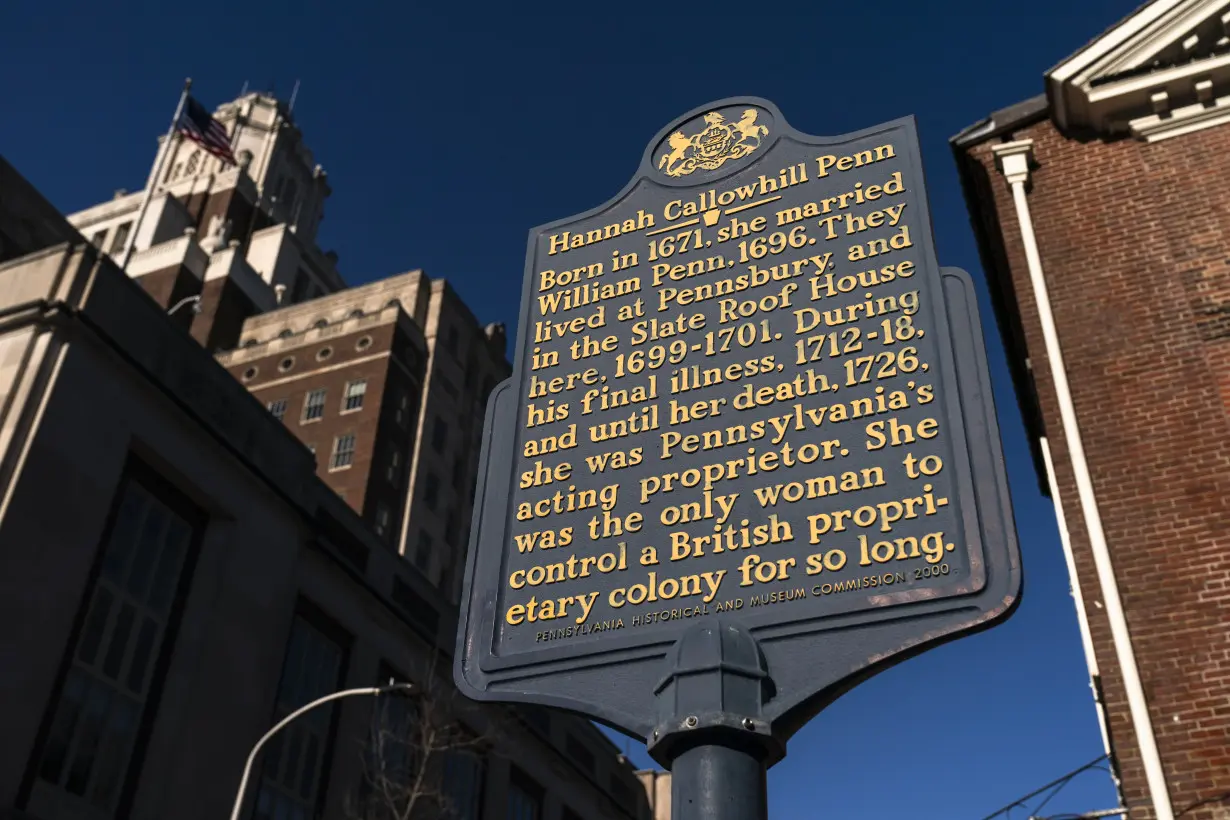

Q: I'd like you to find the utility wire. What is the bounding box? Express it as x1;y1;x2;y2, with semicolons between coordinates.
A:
978;756;1110;820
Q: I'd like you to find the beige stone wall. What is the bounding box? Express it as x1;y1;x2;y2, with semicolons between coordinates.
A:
0;239;649;820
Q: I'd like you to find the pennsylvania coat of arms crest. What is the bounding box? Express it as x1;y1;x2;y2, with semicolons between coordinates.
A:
657;109;769;178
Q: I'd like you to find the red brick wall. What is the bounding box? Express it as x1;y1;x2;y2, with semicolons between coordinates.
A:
223;321;423;537
962;121;1230;819
132;265;201;332
191;277;257;352
181;185;261;246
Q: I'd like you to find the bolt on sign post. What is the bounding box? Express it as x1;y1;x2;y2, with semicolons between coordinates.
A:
456;98;1021;819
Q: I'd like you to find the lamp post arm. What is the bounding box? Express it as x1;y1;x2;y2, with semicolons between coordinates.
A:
228;685;406;820
167;295;200;316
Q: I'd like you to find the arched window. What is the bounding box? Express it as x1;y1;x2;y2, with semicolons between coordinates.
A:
185;150;200;176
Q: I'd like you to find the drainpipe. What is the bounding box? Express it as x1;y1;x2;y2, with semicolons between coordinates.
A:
1039;436;1120;798
992;140;1173;820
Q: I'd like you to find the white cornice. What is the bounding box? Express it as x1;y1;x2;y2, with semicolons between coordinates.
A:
1052;0;1209;85
1048;0;1230;136
1129;88;1230;138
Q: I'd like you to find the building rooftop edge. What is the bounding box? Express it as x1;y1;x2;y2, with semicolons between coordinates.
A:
950;94;1051;148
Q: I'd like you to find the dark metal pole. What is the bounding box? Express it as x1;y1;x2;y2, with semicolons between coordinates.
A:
671;741;767;820
647;621;782;820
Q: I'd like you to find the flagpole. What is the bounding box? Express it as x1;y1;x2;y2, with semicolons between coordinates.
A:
120;78;192;273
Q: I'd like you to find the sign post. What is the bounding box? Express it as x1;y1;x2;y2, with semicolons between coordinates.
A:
456;98;1021;818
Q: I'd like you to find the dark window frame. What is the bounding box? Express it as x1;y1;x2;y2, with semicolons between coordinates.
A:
430;417;448;453
250;598;352;820
303;388;327;422
108;222;132;255
267;398;287;421
506;766;544;820
16;456;207;818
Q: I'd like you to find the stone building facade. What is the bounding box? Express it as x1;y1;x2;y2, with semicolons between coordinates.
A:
953;1;1230;817
0;156;651;820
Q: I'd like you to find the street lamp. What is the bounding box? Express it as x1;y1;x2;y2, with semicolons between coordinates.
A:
228;681;414;820
168;295;202;316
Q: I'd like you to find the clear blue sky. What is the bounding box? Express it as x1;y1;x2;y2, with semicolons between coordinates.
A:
2;1;1141;817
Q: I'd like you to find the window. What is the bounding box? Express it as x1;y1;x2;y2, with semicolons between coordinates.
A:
330;434;356;470
431;418;448;453
302;389;326;422
441;749;484;820
32;465;203;815
386;450;401;487
357;664;418;815
445;326;459;357
291;272;312;303
394;391;412;429
374;503;391;538
267;399;287;421
253;611;347;820
452;456;467;491
506;769;543;820
90;230;106;249
423;476;439;511
414;532;432;571
109;222;132;255
342;380;367;412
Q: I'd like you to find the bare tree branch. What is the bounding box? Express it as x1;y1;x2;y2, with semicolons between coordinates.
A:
346;654;499;820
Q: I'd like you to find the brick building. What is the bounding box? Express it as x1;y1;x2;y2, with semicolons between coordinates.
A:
953;1;1230;817
217;271;509;599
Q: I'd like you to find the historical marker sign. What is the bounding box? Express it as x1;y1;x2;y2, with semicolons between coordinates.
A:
456;98;1020;755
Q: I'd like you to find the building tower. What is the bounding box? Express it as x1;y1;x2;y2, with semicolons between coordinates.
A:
65;92;346;351
64;90;513;601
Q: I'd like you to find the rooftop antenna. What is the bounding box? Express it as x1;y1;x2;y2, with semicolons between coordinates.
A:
288;79;301;114
239;80;249;96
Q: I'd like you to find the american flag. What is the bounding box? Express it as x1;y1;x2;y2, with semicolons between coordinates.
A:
177;96;237;165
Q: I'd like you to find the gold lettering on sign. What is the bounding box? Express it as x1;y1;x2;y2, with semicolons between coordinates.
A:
658;111;769;178
502;116;969;642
